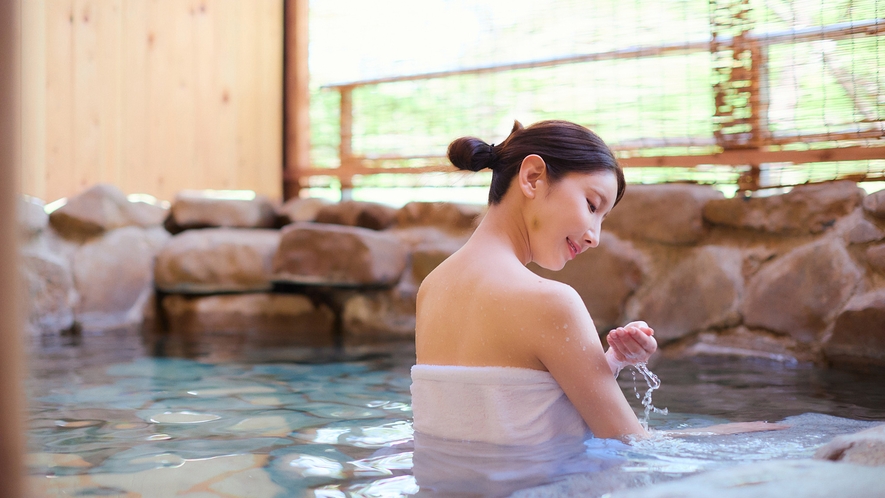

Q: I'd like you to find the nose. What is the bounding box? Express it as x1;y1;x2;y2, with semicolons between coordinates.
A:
583;226;600;249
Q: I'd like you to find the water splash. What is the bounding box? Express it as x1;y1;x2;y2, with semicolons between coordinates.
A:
633;362;668;430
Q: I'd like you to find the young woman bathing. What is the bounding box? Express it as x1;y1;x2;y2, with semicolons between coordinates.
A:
410;120;783;444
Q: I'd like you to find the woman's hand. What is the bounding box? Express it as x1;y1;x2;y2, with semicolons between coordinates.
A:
605;321;657;376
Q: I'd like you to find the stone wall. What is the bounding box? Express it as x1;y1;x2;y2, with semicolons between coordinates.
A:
19;181;885;369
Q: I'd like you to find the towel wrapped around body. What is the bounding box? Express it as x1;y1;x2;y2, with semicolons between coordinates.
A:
410;364;590;446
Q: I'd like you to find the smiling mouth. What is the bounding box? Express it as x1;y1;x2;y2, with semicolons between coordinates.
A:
567;238;579;258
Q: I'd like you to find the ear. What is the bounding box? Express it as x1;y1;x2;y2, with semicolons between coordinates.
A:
517;154;547;199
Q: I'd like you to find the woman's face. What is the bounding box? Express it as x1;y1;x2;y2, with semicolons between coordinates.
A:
528;170;619;271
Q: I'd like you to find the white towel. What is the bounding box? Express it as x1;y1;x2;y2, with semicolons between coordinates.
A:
410;364;590;446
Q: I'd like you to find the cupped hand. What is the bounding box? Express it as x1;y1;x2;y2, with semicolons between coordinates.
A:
606;321;657;368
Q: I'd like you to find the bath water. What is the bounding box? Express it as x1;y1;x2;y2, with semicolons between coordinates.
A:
25;331;885;497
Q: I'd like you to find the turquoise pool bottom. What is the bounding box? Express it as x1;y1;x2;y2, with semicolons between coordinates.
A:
27;332;885;497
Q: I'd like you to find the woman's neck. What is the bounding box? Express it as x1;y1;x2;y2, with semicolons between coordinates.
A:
468;197;533;266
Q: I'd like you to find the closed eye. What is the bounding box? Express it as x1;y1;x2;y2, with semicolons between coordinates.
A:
587;199;597;214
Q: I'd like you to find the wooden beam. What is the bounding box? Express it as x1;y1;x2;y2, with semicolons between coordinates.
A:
618;146;885;167
283;0;309;200
0;0;24;496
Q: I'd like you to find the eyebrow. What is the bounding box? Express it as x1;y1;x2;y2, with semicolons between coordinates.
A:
589;186;609;210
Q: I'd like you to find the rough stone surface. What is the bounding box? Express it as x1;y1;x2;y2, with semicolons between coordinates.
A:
73;226;170;330
49;184;168;237
154;229;281;293
743;239;862;343
704;180;864;235
276;197;333;225
411;237;466;283
866;243;885;273
162;293;335;346
342;284;417;342
532;232;645;333
606;460;884;498
823;288;885;367
315;200;398;231
18;196;48;237
668;327;802;363
846;217;885;244
20;243;78;336
396;202;483;231
815;424;885;466
862;188;885;219
170;190;276;229
273;223;408;286
604;184;723;245
628;246;743;343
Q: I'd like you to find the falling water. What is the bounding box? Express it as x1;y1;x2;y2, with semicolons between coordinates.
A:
633;362;668;430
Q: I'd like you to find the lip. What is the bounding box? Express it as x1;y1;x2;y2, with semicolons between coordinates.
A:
566;238;579;259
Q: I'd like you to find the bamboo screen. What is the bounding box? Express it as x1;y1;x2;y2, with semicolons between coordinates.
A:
306;0;884;199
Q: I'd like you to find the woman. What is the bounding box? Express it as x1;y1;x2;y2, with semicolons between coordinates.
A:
411;120;780;445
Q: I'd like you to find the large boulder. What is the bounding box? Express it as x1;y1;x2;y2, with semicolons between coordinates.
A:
49;184;168;237
846;217;885;245
628;246;743;343
704;181;864;235
170;190;276;230
669;327;803;363
154;229;281;294
315;200;398;231
276;197;333;224
396;202;483;232
18;195;48;238
866;243;885;273
20;243;77;336
532;232;645;333
273;223;408;287
161;293;335;346
815;424;885;466
341;284;417;343
862;188;885;219
604;184;722;245
742;239;862;343
72;226;170;330
823;288;885;367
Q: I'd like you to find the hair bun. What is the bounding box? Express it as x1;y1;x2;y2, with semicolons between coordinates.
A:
447;137;495;172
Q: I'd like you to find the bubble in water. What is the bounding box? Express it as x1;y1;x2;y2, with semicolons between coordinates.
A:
633;362;668;430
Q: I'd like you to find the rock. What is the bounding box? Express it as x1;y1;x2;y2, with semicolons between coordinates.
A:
161;293;335;346
607;460;884;498
49;184;168;237
154;228;281;294
743;239;862;343
396;202;483;232
72;226;170;330
18;195;48;237
342;284;417;343
315;200;398;231
20;243;78;335
411;237;466;283
815;424;885;466
628;246;742;343
669;327;802;363
862;188;885;219
823;288;885;367
170;190;276;229
276;197;333;224
867;243;885;273
532;232;645;333
273;223;408;287
604;184;722;245
846;217;885;244
704;181;864;235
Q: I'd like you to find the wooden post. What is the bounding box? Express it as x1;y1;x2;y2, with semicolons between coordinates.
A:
0;0;25;496
283;0;310;201
338;85;354;199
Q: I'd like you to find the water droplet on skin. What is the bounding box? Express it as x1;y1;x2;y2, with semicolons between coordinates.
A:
565;337;570;342
582;346;586;351
563;324;568;329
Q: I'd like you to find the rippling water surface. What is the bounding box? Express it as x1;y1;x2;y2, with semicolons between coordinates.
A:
26;331;885;497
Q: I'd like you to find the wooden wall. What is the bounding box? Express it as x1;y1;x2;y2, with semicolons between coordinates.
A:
20;0;284;204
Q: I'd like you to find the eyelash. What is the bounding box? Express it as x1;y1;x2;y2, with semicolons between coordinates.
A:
587;200;597;214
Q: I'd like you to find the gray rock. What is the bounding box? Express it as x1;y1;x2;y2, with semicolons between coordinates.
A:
533;232;646;334
161;293;335;346
18;195;48;237
73;226;170;330
276;197;333;224
48;184;167;237
815;424;885;466
704;181;864;235
315;200;398;231
396;202;483;231
604;184;722;245
20;243;77;336
629;246;743;343
154;228;281;293
862;188;885;219
273;223;408;287
742;239;862;343
170;190;276;229
823;288;885;367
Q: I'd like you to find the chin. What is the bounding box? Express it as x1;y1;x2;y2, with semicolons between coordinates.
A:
535;258;568;272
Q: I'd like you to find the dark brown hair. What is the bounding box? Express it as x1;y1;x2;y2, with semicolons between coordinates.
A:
447;120;625;205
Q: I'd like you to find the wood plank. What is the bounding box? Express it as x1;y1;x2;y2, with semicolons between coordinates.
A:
120;0;151;197
44;0;75;202
20;0;47;199
284;0;308;200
